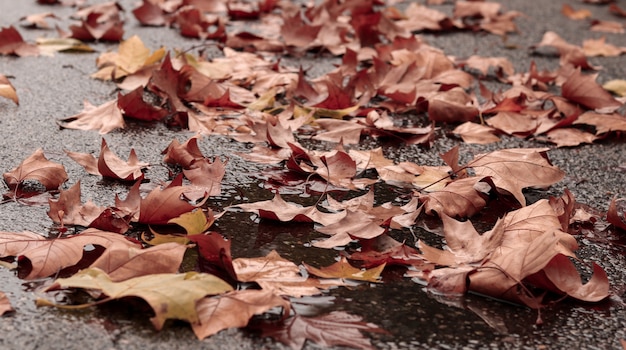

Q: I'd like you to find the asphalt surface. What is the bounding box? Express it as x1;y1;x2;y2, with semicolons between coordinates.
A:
0;0;625;349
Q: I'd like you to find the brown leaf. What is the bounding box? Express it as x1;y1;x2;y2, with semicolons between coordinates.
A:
348;234;425;268
574;112;626;134
452;121;500;144
47;181;105;226
3;148;68;192
304;257;385;282
0;228;139;280
117;87;168;121
261;311;386;350
59;99;125;134
420;176;495;218
188;232;237;284
232;193;345;226
192;290;290;340
0;74;18;105
89;241;187;281
427;89;478;123
67;139;148;181
562;69;622;112
543;128;597;147
162;136;206;168
233;250;323;297
467;148;565;206
0;26;39;56
0;292;14;316
138;175;203;225
183;158;226;196
68;2;124;41
561;4;592;20
607;197;626;231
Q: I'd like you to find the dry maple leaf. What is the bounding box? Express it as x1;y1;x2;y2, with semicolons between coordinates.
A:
0;26;39;56
92;35;165;80
0;291;13;316
162;136;206;168
68;2;124;41
192;289;290;340
39;268;233;330
66;139;148;181
47;181;105;227
561;69;622;112
0;228;139;280
467;148;565;206
453;121;500;144
182;158;226;197
232;193;345;226
0;74;18;105
561;4;592;20
419;176;495;218
349;234;426;268
304;257;386;282
574;112;626;134
59;99;125;134
418;200;609;305
89;241;187;282
260;311;386;350
607;197;626;231
3;148;68;192
233;250;324;297
138;174;205;225
117;87;169;121
189;232;237;285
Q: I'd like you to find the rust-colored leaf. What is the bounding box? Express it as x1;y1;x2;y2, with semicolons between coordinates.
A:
3;149;68;192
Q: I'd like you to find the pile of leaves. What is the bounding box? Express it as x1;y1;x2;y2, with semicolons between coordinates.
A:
1;0;626;349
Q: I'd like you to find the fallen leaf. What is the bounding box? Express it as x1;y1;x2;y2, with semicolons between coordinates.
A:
467;148;565;206
47;181;105;227
304;257;385;282
260;311;386;350
603;79;626;97
0;26;39;56
192;290;290;340
39;268;233;330
66;138;148;181
0;228;139;280
0;292;14;316
574;112;626;134
36;38;94;56
3;148;68;192
561;4;592;20
232;193;345;226
89;242;187;281
68;2;125;41
92;35;165;80
452;122;500;144
58;99;125;134
138;175;204;225
607;197;626;231
233;250;323;297
0;74;18;104
20;12;59;29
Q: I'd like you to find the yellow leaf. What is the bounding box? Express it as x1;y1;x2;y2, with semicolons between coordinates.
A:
296;104;360;119
603;79;626;97
36;38;94;57
38;268;233;330
142;227;189;245
247;88;277;111
167;209;213;235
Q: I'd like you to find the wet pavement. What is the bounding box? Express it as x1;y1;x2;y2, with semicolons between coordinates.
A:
1;0;626;349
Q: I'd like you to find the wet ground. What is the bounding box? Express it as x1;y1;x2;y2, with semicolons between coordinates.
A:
1;0;626;349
